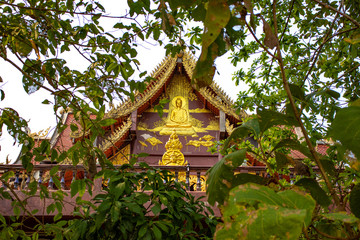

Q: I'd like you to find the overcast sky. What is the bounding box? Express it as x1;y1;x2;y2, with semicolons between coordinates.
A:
0;1;248;163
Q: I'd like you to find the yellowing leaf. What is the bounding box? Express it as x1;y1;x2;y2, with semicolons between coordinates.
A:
262;18;278;49
344;34;360;45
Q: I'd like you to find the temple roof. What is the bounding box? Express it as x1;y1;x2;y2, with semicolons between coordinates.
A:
70;51;246;155
102;52;245;121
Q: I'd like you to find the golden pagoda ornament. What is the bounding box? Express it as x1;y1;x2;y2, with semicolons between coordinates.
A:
159;131;187;166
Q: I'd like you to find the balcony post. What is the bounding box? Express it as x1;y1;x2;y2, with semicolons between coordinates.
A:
196;171;201;191
60;170;65;189
185;164;190;190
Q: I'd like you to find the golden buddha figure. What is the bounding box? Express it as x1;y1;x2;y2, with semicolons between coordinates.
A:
167;97;191;128
160;96;196;135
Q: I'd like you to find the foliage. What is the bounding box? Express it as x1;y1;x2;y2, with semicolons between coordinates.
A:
65;163;218;240
175;0;360;239
215;183;316;240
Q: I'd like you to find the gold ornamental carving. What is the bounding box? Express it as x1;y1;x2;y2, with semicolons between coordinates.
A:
159;131;187;166
139;140;148;150
146;137;163;150
110;144;131;165
29;127;51;139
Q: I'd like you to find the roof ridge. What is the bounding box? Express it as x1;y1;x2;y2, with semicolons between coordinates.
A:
105;55;177;119
99;116;132;151
182;51;246;119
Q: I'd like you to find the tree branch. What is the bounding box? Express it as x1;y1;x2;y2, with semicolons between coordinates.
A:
301;5;341;87
271;0;341;207
311;0;360;27
244;21;278;60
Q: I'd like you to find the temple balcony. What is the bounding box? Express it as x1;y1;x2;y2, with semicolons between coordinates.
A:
0;164;321;220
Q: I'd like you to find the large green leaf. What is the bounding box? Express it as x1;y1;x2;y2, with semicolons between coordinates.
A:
14;38;33;57
206;149;247;205
201;0;230;55
232;173;268;187
223;118;259;150
330;106;360;159
275;151;292;169
349;183;360;218
273;138;313;160
71;179;86;197
295;178;331;207
257;108;299;132
278;189;316;227
322;212;359;223
193;0;230;88
216;183;316;240
247;206;306;240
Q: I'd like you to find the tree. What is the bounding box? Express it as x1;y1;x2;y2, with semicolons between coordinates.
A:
174;0;360;238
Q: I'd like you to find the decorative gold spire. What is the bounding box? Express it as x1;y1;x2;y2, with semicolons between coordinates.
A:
159;131;187;166
28;127;51;139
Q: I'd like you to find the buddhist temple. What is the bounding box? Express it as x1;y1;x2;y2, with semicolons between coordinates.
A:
51;51;246;172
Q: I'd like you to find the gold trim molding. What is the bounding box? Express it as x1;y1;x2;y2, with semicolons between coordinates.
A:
99;117;132;151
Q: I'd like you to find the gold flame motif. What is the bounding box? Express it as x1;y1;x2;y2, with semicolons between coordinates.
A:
159;131;187;166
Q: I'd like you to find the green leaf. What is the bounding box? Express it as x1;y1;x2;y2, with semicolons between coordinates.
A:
50;165;60;176
153;98;169;118
344;33;360;44
191;3;206;21
202;0;230;52
0;89;4;101
320;159;336;177
152;225;162;239
32;232;39;240
0;214;6;224
206;149;247;205
273;138;313;160
289;84;305;101
227;183;284;208
138;224;148;238
70;124;78;132
330;106;360;159
114;182;126;200
47;203;56;214
322;212;359;223
193;0;230;88
275;151;292;169
223;148;247;168
257;108;299;133
154;222;169;232
232;173;268;186
247;206;305;240
277;189;315;227
217;183;315;240
54;212;62;222
223;118;259;150
151;203;161;215
14;38;33;56
99;118;117;127
325;89;340;99
71;179;86;197
349;184;360;218
295;178;331;207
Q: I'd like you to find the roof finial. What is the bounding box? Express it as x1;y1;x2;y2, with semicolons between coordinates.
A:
177;38;185;58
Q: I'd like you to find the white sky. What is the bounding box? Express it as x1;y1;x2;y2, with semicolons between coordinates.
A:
0;1;248;163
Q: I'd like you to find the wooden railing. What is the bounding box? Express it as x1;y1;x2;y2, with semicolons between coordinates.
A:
0;164;313;192
0;164;322;217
